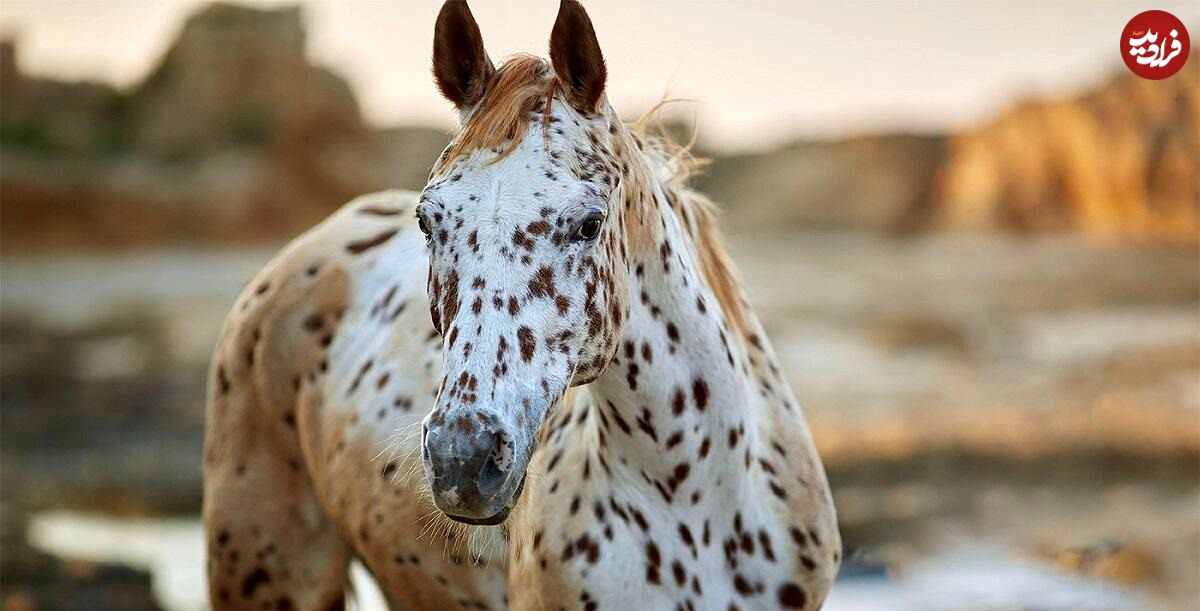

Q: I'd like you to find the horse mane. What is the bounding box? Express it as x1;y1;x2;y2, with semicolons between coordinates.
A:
683;190;749;336
435;54;749;336
434;55;556;174
630;104;749;336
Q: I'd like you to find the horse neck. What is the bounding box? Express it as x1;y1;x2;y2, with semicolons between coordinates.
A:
586;138;781;496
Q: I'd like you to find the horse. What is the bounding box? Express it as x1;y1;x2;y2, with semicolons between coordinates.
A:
202;2;840;609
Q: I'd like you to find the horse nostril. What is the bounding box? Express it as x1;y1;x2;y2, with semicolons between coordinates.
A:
476;453;506;497
474;430;514;497
423;420;520;516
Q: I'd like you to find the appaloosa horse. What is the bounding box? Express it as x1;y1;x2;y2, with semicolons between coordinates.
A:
203;2;839;609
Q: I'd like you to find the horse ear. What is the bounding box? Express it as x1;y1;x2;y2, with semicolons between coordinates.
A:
549;0;607;113
432;0;495;111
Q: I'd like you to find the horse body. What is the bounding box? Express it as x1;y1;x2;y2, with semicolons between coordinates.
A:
204;2;838;610
203;192;508;610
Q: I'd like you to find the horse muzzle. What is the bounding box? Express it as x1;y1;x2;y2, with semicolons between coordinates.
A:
421;419;528;525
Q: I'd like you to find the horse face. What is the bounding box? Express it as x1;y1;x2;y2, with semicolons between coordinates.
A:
418;0;623;524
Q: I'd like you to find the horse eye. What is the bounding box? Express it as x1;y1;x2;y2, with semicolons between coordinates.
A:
417;215;430;236
575;216;603;241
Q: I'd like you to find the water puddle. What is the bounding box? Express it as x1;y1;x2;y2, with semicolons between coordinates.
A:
28;511;1140;611
27;511;387;611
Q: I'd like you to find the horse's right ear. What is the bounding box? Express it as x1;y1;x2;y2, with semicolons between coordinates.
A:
432;0;494;111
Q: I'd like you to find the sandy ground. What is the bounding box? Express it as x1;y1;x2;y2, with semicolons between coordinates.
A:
3;230;1198;609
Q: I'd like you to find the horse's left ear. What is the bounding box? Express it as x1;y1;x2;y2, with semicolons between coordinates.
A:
549;0;607;113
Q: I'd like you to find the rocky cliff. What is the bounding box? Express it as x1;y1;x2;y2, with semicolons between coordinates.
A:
133;4;361;156
0;3;449;251
1;3;1195;251
929;68;1198;240
693;134;946;232
698;67;1197;240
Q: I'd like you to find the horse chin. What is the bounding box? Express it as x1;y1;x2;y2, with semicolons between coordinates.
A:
445;507;509;526
443;473;526;527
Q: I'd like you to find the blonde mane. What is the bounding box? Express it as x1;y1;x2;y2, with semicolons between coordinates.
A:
435;54;748;336
630;103;749;336
434;55;556;174
684;191;749;336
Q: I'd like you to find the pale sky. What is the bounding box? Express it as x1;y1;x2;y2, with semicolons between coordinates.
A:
1;1;1196;151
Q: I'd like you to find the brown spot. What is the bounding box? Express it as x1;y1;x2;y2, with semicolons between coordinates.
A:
217;366;231;394
346;228;399;254
358;206;404;216
440;270;461;328
303;313;324;332
691;377;709;411
529;266;557;299
665;431;683;449
769;481;788;500
241;567;271;598
733;573;756;596
517;326;536;362
671;388;686;416
778;583;808;608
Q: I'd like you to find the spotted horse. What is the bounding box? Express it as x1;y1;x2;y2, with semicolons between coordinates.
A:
202;1;840;609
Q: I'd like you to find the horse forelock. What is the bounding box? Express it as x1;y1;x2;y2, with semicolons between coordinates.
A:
434;55;556;174
432;54;747;337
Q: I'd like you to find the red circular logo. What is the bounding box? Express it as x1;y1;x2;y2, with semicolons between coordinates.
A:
1121;10;1190;80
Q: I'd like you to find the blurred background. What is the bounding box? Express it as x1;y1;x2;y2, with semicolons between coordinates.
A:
1;1;1197;610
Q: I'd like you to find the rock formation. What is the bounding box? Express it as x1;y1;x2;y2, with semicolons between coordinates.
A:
930;68;1198;241
1;2;1195;251
0;3;449;251
696;69;1197;241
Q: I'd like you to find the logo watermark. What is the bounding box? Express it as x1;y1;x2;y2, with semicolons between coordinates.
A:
1121;10;1189;80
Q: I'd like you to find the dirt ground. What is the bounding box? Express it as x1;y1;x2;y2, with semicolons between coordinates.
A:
2;230;1197;609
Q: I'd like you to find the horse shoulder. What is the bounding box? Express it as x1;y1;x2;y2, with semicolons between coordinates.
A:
205;190;422;443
